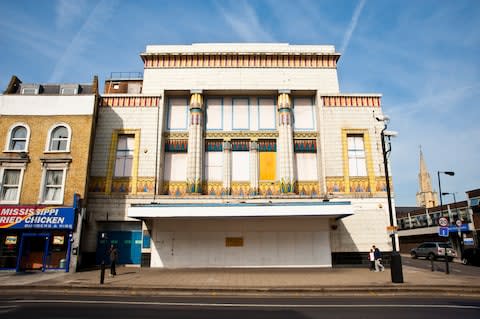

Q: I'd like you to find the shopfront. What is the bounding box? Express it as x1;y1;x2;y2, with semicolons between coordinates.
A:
0;205;75;272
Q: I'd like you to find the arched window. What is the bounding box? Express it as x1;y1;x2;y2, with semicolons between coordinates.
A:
7;125;29;151
47;124;71;152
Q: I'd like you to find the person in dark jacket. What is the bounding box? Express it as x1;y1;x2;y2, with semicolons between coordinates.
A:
373;245;385;272
109;244;118;276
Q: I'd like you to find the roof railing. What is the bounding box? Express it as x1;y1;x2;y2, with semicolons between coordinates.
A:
106;72;143;80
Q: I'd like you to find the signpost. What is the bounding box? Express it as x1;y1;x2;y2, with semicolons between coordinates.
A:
438;217;448;227
439;227;449;237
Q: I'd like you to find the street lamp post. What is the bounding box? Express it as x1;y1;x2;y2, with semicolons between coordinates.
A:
376;115;403;283
437;171;455;275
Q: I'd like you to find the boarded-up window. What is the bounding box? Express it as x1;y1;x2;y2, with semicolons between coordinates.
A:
293;97;315;130
295;153;318;181
258;98;276;130
232;98;249;129
167;97;188;130
205;152;223;181
258;140;276;181
164;153;187;181
206;98;223;130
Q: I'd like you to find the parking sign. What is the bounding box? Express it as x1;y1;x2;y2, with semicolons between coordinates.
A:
439;227;449;237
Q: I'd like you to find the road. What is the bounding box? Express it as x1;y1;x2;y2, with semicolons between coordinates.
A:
1;294;479;319
401;255;480;276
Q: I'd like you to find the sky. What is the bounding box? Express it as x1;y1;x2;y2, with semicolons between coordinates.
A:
1;0;479;206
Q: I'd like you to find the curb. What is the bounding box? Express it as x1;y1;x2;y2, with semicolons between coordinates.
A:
2;284;480;297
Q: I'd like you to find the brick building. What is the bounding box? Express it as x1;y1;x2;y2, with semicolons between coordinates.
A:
84;43;396;268
0;76;98;271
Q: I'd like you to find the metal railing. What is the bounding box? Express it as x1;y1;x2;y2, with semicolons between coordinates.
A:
106;72;143;80
397;207;472;231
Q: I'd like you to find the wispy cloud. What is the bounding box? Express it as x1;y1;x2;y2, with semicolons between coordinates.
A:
55;0;88;29
0;18;63;60
49;0;117;82
215;0;275;42
340;0;366;55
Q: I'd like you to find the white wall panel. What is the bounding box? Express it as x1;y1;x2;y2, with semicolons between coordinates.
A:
232;151;250;181
258;98;276;130
205;151;223;181
163;153;186;181
293;97;315;130
206;98;223;130
0;95;95;115
232;98;249;130
143;68;340;93
167;98;188;130
149;218;332;268
295;153;318;181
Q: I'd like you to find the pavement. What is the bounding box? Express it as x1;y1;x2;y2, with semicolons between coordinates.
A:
0;261;479;297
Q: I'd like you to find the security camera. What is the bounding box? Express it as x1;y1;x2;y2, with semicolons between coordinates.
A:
383;130;398;137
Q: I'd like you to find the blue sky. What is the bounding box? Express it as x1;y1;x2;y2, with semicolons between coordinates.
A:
1;0;479;206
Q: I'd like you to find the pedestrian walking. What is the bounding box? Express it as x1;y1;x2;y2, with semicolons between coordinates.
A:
373;245;385;272
369;248;375;271
109;244;118;277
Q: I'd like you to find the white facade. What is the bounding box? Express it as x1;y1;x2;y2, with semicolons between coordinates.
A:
86;43;395;268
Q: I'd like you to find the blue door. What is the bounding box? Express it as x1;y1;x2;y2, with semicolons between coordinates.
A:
96;231;141;265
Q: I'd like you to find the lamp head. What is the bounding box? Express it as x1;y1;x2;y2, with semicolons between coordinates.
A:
441;192;451;196
375;114;390;122
383;130;398;137
444;171;455;176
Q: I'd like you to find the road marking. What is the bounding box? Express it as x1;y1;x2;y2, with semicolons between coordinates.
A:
0;305;17;314
10;300;480;310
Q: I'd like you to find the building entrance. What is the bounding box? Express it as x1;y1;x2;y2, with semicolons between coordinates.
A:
17;233;49;271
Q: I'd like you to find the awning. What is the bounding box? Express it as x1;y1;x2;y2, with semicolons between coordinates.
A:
127;201;353;219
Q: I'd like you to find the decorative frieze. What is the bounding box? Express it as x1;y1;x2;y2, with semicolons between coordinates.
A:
258;139;276;152
163;182;187;196
100;96;161;107
326;177;346;193
322;95;381;107
142;54;339;69
231;140;250;151
294;140;317;153
164;139;188;152
205;139;223;152
296;182;320;196
206;131;279;139
88;176;155;194
231;182;252;196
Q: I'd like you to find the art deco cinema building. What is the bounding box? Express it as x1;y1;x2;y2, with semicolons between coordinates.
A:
84;43;395;268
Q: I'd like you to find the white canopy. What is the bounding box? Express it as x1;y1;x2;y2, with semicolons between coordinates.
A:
128;201;353;219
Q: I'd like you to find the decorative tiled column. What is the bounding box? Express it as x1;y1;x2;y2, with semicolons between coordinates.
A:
249;140;259;195
277;90;295;193
186;90;204;193
222;141;232;195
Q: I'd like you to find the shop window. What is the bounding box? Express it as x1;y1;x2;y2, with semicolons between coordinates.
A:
347;135;367;176
0;169;23;203
46;233;68;269
6;124;30;152
47;124;71;152
0;234;20;269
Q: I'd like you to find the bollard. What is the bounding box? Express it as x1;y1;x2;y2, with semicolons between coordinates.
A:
100;261;105;284
431;257;434;271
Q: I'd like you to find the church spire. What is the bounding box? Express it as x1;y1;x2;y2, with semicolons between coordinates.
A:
416;146;438;208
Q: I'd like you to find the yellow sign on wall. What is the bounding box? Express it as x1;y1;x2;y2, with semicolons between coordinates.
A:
259;152;276;180
225;237;244;247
